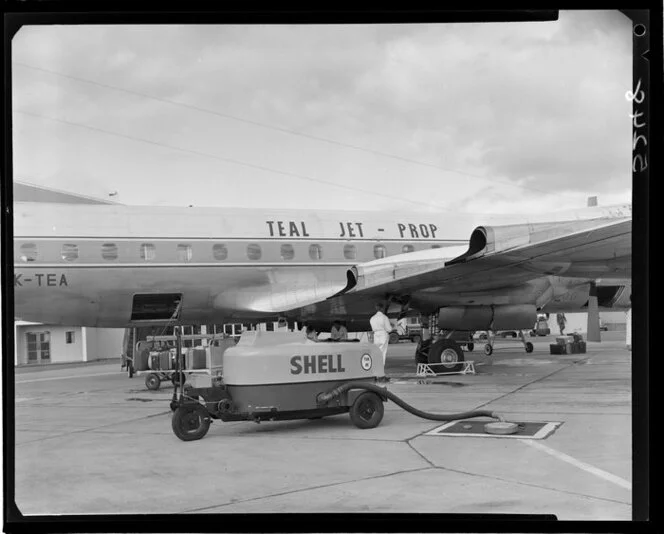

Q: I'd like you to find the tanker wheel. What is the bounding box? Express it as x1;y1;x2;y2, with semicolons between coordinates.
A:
172;404;211;441
145;373;161;391
411;334;422;345
349;392;384;429
427;339;464;372
389;332;400;345
484;344;493;356
525;342;534;353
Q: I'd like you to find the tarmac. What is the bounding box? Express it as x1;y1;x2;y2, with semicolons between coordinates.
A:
12;331;633;520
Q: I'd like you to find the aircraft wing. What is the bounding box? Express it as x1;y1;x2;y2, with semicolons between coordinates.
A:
334;216;632;301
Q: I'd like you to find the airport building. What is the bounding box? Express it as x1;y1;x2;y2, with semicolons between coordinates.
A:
14;322;125;366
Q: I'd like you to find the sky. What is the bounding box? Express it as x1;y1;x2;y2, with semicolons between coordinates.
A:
11;11;633;215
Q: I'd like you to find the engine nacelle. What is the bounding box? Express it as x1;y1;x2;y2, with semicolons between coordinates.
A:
438;304;537;331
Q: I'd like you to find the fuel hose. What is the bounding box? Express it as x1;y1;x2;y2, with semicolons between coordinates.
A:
317;382;504;422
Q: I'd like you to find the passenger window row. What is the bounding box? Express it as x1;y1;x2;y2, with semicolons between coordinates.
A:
17;241;436;262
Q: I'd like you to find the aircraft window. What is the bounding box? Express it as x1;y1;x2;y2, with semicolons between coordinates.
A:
140;243;156;261
374;244;387;259
247;243;262;260
101;243;118;260
343;244;356;260
309;244;323;260
280;244;295;260
177;244;193;262
19;243;38;262
431;244;442;249
61;244;79;262
402;244;415;253
212;244;228;260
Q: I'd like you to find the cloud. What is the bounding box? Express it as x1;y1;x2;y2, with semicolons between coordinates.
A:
11;13;632;212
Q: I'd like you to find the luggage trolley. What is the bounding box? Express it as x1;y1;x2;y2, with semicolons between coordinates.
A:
133;333;236;391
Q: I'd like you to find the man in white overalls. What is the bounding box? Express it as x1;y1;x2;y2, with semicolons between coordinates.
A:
370;302;393;365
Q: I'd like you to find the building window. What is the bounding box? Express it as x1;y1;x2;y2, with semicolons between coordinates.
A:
177;244;193;262
181;325;203;348
101;243;118;260
65;331;75;344
374;244;387;259
309;244;323;260
19;243;38;262
247;244;262;260
140;243;156;261
212;244;228;260
26;331;50;363
402;244;415;253
61;244;79;262
280;244;295;260
343;244;356;260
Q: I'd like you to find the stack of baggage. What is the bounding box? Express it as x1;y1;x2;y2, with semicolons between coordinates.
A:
550;333;586;354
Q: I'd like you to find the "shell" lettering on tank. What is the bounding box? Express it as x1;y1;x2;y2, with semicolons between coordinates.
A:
290;354;346;374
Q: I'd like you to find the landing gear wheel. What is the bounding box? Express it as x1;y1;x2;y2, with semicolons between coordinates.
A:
427;339;465;372
484;344;493;356
145;373;161;391
171;404;211;441
525;342;534;353
170;400;179;412
128;364;134;378
349;392;384;429
389;332;400;345
467;342;474;352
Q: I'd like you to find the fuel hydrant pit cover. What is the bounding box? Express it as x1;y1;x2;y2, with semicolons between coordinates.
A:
424;420;562;439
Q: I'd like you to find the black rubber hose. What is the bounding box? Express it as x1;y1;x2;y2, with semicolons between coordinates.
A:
317;382;503;422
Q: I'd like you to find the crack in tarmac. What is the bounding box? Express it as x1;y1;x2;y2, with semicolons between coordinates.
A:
431;464;631;506
180;466;434;513
14;411;171;444
472;355;593;411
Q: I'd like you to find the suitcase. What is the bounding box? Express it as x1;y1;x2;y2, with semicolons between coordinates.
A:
191;349;207;369
550;344;567;355
134;350;149;371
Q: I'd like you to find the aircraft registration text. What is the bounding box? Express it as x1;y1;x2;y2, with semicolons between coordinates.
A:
14;273;68;287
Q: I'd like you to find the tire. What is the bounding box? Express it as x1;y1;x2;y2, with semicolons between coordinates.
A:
466;342;474;352
411;335;421;345
525;342;534;353
349;392;384;429
484;344;493;356
128;364;134;378
427;339;465;372
388;332;400;345
171;404;211;441
145;373;161;391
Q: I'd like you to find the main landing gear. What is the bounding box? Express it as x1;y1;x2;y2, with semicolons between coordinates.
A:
415;338;465;373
